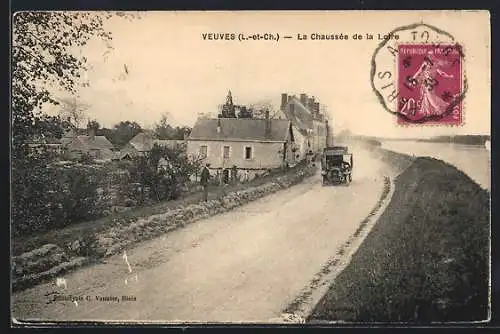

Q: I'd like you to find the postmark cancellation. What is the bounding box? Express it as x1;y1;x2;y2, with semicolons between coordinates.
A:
371;23;466;127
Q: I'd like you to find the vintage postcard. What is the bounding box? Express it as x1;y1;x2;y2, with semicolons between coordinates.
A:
11;10;491;325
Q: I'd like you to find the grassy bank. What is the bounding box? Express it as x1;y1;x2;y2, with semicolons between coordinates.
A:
12;163;316;292
308;157;490;323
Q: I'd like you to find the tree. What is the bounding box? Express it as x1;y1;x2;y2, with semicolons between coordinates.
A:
12;12;114;155
127;144;200;203
154;113;175;140
237;105;253;118
11;12;121;236
111;121;142;148
32;114;68;142
154;113;192;140
87;119;100;132
197;112;216;120
248;100;280;119
58;96;90;130
177;126;192;139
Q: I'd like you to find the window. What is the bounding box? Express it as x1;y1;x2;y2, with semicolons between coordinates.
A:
200;145;208;158
223;146;230;159
244;146;252;160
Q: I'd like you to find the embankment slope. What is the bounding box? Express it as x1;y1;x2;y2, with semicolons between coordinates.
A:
308;157;490;322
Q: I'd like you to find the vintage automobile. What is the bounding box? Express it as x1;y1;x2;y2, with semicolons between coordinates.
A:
320;146;353;185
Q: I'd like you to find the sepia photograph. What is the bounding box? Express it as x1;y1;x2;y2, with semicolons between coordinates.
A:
10;10;491;325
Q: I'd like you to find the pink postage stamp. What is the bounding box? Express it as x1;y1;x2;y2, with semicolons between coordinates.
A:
397;44;463;125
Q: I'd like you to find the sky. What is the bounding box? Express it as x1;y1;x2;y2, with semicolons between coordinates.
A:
43;10;490;138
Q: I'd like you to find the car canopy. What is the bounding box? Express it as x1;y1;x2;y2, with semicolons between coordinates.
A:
324;146;348;155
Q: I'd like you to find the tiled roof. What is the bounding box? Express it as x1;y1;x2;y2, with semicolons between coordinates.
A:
129;133;184;151
129;132;154;152
188;118;290;142
76;136;114;150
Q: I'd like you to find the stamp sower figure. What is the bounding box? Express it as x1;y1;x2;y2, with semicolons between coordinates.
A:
405;50;456;117
200;163;211;202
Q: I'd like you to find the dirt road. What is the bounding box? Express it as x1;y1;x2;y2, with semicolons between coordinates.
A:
12;144;399;323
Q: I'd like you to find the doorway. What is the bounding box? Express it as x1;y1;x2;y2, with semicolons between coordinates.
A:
222;169;230;184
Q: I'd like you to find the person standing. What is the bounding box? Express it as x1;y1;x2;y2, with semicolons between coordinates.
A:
200;163;211;202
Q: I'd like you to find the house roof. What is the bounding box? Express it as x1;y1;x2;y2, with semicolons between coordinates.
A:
128;133;183;151
282;97;314;135
129;132;185;152
114;150;134;160
60;128;85;146
75;135;114;150
129;132;154;152
188;118;291;142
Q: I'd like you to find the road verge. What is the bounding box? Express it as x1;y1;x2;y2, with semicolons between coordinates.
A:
12;164;317;292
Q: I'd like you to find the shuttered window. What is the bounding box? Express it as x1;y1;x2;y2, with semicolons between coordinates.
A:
223;146;230;159
245;146;252;159
200;145;208;158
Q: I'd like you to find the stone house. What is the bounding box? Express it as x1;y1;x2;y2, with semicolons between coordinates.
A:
186;114;296;183
26;136;64;156
64;129;115;161
122;132;186;158
280;93;329;160
26;128;79;156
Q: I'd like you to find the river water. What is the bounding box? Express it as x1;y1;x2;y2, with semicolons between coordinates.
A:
381;140;491;191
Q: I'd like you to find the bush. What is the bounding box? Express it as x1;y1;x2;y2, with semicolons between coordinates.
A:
12;154;66;236
77;152;94;164
125;144;200;204
58;165;105;223
11;154;107;236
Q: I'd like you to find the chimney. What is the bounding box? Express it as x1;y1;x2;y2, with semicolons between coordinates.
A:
289;103;295;114
265;110;271;137
308;97;315;111
314;102;320;115
281;93;288;110
300;93;307;105
217;118;221;135
287;95;292;102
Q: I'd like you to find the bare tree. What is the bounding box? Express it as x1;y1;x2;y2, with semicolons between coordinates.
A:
248;99;281;119
154;112;174;139
197;112;217;120
58;96;90;129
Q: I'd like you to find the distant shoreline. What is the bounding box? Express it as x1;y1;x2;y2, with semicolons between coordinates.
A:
341;135;490;147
